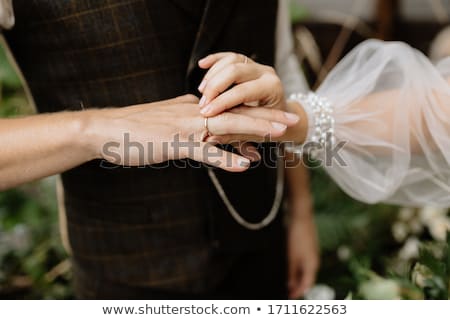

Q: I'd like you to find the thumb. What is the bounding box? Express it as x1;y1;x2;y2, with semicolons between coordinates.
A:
198;53;231;69
190;142;251;172
297;268;316;298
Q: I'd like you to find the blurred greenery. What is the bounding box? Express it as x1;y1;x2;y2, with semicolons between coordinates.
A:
0;41;73;299
310;166;450;299
290;1;450;300
310;167;399;298
290;1;310;24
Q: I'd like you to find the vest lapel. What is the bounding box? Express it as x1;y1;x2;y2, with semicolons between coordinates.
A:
186;0;238;79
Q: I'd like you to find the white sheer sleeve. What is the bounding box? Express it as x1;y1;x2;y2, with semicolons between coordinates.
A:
275;0;309;95
303;39;450;207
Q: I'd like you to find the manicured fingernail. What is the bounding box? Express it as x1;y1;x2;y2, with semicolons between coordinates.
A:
272;122;287;131
199;95;207;107
199;57;208;63
284;112;300;123
238;158;251;168
198;80;207;92
200;104;212;115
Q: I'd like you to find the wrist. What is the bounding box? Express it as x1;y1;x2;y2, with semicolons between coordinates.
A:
73;109;105;161
290;207;314;222
289;194;313;217
284;100;308;143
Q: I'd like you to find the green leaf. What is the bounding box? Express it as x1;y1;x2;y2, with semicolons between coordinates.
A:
289;1;309;24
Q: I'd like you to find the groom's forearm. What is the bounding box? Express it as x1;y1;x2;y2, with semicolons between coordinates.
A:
0;111;98;191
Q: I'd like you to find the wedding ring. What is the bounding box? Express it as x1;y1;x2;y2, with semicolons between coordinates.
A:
243;55;249;64
202;117;211;142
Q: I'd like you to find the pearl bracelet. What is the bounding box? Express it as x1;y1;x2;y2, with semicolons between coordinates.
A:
285;92;335;156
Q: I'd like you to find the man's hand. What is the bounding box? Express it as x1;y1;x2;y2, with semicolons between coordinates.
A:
0;93;300;191
87;94;297;171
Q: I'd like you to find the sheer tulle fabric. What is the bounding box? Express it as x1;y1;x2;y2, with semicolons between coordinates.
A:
314;39;450;206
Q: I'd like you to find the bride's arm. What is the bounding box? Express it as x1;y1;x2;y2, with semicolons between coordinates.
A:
296;40;450;206
199;40;450;206
194;0;450;208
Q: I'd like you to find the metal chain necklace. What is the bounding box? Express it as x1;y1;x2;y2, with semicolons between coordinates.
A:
207;157;284;230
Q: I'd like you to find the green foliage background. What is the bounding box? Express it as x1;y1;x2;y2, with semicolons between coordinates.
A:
0;42;72;299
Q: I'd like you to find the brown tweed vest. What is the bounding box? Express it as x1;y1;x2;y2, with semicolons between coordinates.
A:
5;0;284;296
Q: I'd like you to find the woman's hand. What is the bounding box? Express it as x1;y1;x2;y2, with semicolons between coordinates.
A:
86;94;300;172
198;52;287;117
197;52;308;144
204;101;308;145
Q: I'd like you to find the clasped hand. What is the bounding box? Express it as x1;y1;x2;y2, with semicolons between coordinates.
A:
197;52;306;151
91;52;302;171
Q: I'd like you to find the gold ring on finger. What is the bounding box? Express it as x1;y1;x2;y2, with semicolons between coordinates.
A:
202;117;211;142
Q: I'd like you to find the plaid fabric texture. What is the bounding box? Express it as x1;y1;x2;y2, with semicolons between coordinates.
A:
5;0;286;298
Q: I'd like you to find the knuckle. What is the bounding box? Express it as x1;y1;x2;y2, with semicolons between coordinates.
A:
205;80;221;96
270;108;281;120
218;112;231;123
264;74;283;91
228;63;239;75
266;72;281;85
180;94;199;103
206;88;220;99
218;114;233;134
275;108;287;120
259;120;272;135
232;86;245;98
263;65;276;74
231;53;240;60
274;79;284;91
